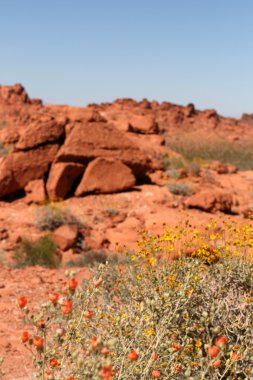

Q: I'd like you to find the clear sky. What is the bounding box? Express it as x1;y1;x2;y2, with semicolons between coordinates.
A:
0;0;252;117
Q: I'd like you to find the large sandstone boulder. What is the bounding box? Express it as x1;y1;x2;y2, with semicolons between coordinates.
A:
56;121;152;177
75;157;136;195
128;114;159;134
184;189;233;213
15;116;66;150
0;144;59;198
46;162;85;199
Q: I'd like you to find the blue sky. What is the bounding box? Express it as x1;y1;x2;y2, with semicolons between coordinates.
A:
0;0;252;116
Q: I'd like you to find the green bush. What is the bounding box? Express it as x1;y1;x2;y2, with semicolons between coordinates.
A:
13;235;59;268
35;203;84;231
167;181;193;196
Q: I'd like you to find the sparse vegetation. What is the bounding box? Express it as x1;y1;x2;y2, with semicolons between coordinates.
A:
0;142;11;156
167;181;193;196
166;168;182;179
165;132;253;170
187;161;201;176
17;219;253;379
201;168;217;184
35;203;84;231
65;250;120;267
160;155;185;171
13;235;59;268
102;207;119;217
161;154;202;179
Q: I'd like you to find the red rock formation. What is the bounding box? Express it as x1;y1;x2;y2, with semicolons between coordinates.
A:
184;189;233;213
0;144;59;197
46;162;85;199
52;224;79;251
15;116;66;150
75;157;136;195
56;121;152;178
127;114;159;134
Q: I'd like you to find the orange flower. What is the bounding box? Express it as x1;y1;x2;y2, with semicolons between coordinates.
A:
231;352;241;361
49;292;60;303
61;300;73;315
128;350;138;361
207;346;220;358
33;336;44;348
68;278;78;290
215;336;227;347
151;353;158;360
18;296;27;308
99;364;112;380
152;370;161;378
91;337;98;349
21;331;29;343
212;359;221;367
173;343;181;352
49;358;58;368
84;310;93;319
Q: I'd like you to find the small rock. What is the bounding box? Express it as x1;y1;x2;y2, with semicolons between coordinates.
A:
52;224;79;251
184;189;233;213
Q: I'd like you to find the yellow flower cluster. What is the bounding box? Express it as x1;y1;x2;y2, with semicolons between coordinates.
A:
191;244;220;264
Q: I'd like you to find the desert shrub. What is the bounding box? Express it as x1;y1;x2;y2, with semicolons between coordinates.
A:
35;203;84;231
167;181;193;196
166;168;182;179
65;250;120;267
0;142;11;156
165;131;253;170
17;219;253;379
187;161;201;176
13;235;59;268
102;207;119;217
201;168;217;184
159;155;171;170
160;155;185;171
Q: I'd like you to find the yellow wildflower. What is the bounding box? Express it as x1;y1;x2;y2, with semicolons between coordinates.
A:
195;339;202;348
